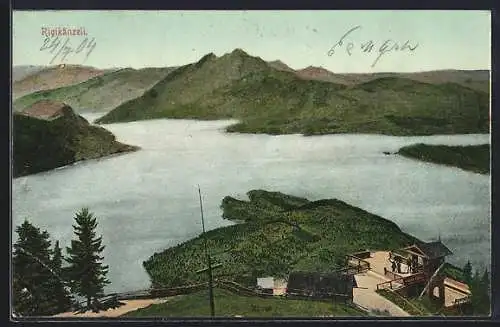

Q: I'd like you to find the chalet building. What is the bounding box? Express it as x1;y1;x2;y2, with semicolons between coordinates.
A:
385;240;454;305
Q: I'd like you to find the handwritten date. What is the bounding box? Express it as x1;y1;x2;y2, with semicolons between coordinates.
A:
40;36;97;65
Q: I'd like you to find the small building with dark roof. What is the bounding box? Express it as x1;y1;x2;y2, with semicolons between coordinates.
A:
286;271;356;302
401;241;453;277
415;241;453;259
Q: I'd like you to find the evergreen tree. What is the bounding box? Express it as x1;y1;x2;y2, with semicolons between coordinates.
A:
49;241;73;313
478;268;491;314
65;208;110;311
462;260;472;284
13;220;59;316
481;268;490;294
469;268;491;315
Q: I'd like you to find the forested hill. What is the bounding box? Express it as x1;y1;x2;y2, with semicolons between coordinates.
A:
96;49;489;137
143;190;418;288
13;100;139;177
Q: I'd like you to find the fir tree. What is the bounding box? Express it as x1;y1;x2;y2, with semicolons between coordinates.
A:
481;268;490;294
49;241;73;313
469;267;491;315
462;260;472;284
478;268;491;314
13;220;60;316
65;208;110;311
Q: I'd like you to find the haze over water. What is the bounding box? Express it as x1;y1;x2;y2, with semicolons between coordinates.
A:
12;115;490;293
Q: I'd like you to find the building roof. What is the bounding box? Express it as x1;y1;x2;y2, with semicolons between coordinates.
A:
404;241;453;259
287;271;356;295
257;277;274;289
20;100;71;120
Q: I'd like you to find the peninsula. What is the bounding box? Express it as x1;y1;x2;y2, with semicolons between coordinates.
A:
13;100;139;177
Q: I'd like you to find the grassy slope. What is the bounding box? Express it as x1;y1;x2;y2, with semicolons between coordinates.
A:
13;67;176;113
96;51;489;136
374;289;457;317
143;190;418;289
124;288;365;317
397;143;490;174
13;111;139;177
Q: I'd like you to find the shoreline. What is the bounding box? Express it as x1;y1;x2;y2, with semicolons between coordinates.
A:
97;116;491;139
13;145;141;179
396;143;490;175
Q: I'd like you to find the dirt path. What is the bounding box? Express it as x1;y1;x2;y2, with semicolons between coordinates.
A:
353;271;410;317
53;298;169;318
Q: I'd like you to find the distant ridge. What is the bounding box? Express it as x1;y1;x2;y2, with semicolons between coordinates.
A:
13;65;109;99
267;60;295;72
13;66;178;113
13;65;48;83
95;49;489;137
296;66;339;83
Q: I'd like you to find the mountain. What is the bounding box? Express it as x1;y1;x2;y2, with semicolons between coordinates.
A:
12;65;48;83
96;48;280;122
12;65;110;100
267;60;295;72
296;65;339;83
13;100;139;177
96;49;489;136
13;67;178;113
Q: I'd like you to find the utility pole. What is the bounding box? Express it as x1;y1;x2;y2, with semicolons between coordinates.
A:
198;185;215;317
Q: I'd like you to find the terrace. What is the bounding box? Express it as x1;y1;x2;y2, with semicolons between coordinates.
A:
349;242;471;309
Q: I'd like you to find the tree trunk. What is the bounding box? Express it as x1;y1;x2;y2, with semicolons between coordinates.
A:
87;296;91;310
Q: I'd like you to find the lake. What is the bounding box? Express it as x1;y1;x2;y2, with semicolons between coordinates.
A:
12;114;491;293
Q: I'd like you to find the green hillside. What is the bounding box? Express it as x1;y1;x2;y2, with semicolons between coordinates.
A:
125;288;366;317
13;67;177;113
143;190;418;289
96;50;489;136
397;143;490;174
13;106;139;177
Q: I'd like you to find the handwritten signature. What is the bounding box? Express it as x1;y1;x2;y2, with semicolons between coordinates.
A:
40;36;97;65
327;25;419;67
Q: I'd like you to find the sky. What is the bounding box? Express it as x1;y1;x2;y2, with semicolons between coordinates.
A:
12;10;491;73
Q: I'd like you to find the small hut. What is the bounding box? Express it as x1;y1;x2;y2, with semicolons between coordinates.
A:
286;271;356;302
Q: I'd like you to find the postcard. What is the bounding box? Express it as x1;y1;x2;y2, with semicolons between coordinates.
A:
11;10;491;319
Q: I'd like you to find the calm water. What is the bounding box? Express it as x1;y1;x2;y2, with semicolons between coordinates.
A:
12;114;491;293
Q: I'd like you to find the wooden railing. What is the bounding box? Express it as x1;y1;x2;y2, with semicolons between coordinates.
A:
402;272;426;286
376;276;405;290
453;295;472;305
148;282;209;298
350;250;371;260
346;254;370;274
216;279;275;298
384;269;400;281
